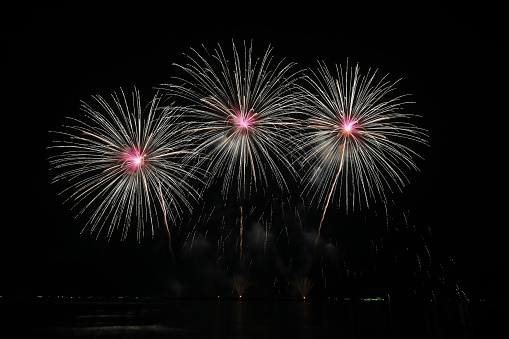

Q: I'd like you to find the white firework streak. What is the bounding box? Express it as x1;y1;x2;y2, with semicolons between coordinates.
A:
49;88;200;245
161;40;303;200
298;61;428;244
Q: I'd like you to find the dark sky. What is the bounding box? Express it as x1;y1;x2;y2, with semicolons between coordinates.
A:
4;3;505;300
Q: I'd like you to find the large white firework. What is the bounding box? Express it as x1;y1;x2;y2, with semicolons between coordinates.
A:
298;61;427;242
162;41;303;201
49;88;199;244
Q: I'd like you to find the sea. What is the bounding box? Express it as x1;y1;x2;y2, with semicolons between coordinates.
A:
0;297;503;338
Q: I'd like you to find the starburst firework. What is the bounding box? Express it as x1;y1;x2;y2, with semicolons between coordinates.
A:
49;88;199;245
298;61;427;243
162;41;303;200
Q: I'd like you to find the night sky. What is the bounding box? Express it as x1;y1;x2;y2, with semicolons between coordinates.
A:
4;3;505;301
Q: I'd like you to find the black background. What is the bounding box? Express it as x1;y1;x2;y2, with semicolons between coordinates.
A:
4;3;505;300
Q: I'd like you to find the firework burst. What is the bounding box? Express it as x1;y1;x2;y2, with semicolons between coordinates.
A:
162;40;303;200
298;61;427;244
48;88;199;247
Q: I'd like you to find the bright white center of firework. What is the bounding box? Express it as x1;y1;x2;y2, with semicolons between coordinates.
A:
239;119;249;128
232;111;257;132
341;118;357;135
122;147;146;173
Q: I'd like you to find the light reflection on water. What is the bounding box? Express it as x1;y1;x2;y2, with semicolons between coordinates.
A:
0;299;501;338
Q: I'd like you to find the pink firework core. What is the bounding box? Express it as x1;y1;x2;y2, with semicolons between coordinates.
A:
231;110;257;132
121;147;146;173
340;118;358;136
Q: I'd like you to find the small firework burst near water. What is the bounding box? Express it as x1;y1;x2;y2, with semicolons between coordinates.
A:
48;88;199;245
162;40;303;200
294;276;314;300
298;62;427;243
234;275;251;298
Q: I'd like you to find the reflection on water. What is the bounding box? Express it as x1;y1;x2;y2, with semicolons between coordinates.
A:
0;299;502;338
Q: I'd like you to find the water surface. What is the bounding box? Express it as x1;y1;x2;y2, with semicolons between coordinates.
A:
0;298;501;338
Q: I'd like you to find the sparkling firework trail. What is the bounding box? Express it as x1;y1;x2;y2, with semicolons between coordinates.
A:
298;61;427;245
162;41;303;258
49;88;199;250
